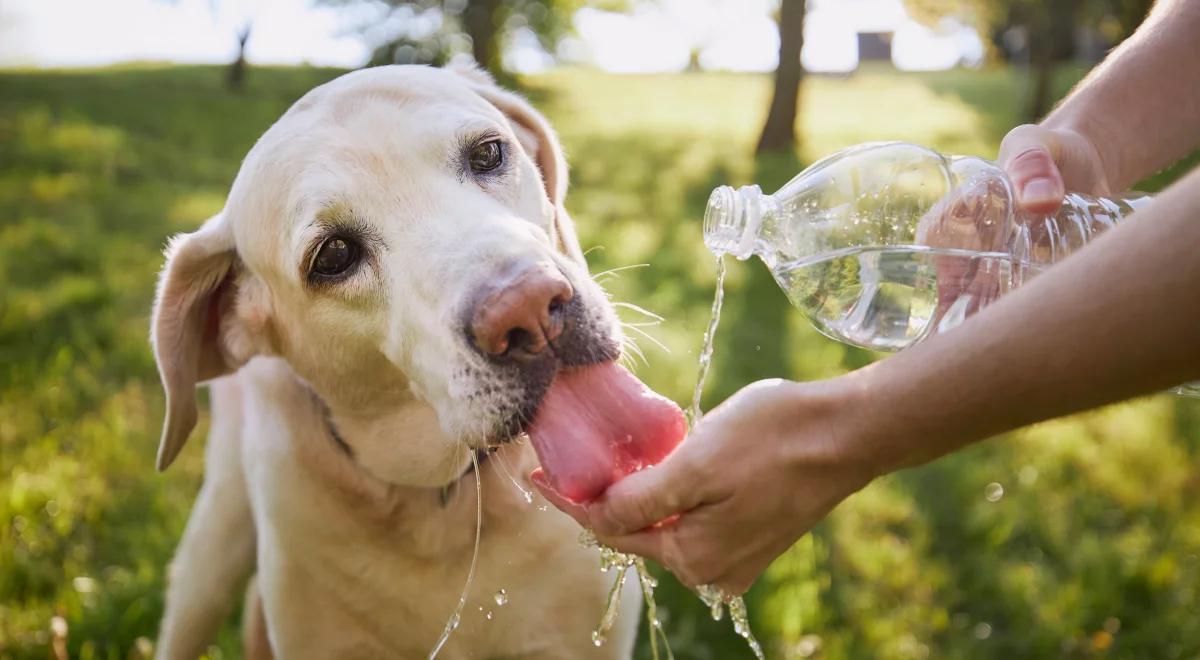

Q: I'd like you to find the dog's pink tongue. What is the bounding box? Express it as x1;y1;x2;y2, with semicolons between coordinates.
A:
527;363;687;503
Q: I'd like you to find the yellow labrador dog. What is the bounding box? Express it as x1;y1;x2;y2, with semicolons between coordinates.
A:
149;65;649;659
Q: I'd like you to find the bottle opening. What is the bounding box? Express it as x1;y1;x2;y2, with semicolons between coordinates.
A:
703;185;761;259
703;186;737;256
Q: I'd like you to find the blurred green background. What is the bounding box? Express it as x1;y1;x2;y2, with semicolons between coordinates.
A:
3;1;1200;659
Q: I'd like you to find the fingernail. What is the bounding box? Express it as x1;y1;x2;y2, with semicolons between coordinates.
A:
1021;177;1060;205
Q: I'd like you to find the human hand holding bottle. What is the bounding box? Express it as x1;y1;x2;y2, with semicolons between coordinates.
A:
998;124;1114;214
915;123;1115;324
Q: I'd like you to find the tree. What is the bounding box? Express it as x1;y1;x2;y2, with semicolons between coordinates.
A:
322;0;626;78
156;0;254;91
756;0;806;154
905;0;1154;122
228;23;252;91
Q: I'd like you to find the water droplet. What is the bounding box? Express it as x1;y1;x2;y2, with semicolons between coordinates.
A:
754;345;761;351
494;588;508;606
485;610;493;621
984;482;1004;502
448;613;460;631
537;504;548;512
591;630;605;647
973;622;992;640
522;491;533;504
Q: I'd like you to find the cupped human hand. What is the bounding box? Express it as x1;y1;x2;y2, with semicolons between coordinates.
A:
998;123;1113;215
532;377;880;595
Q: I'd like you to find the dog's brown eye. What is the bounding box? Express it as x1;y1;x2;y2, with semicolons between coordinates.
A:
468;139;503;174
313;237;359;277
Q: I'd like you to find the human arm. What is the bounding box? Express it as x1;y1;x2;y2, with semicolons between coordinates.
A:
1002;0;1200;213
536;165;1200;593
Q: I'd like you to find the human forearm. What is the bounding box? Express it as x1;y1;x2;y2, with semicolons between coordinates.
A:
1043;0;1200;190
848;165;1200;474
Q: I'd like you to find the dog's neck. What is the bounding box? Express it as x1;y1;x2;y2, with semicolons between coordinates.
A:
310;389;489;497
310;386;478;489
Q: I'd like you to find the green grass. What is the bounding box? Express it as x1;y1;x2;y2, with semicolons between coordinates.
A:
2;63;1199;659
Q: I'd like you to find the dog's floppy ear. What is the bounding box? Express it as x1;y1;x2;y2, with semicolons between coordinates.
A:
151;212;251;471
452;64;586;266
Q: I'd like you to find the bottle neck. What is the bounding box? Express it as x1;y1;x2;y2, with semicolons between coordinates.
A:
703;184;777;260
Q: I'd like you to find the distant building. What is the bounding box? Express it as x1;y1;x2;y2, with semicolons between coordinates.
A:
802;0;984;73
857;32;893;62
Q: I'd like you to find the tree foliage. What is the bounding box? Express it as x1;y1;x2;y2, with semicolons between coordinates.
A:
904;0;1153;120
319;0;627;76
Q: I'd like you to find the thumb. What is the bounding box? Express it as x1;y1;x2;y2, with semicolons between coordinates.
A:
586;450;704;537
998;124;1066;215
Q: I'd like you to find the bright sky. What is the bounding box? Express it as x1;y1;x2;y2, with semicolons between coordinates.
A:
0;0;983;72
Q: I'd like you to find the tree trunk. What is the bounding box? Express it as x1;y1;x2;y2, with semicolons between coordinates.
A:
1026;0;1077;121
756;0;806;155
228;24;251;92
463;0;502;76
1026;28;1052;121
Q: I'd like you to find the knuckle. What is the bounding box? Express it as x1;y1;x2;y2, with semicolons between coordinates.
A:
1000;124;1051;159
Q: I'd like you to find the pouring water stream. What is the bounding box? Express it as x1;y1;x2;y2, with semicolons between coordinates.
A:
686;257;765;660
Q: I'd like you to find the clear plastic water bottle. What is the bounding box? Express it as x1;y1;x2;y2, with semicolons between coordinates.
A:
703;141;1198;397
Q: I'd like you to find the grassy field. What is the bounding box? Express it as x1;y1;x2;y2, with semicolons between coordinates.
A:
2;63;1199;659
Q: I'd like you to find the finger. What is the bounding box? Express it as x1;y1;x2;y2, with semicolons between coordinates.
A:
597;528;670;566
585;449;706;537
601;524;709;587
529;468;589;528
998;124;1065;215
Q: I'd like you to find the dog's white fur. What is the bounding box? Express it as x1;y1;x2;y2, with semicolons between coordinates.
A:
151;65;639;659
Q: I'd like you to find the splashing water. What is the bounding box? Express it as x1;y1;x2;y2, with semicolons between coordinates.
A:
689;256;765;660
428;450;483;659
580;530;674;659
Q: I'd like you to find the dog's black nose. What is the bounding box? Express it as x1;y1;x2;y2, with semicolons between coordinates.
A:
468;262;574;360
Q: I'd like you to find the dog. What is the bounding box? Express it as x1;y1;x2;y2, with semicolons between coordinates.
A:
150;64;642;659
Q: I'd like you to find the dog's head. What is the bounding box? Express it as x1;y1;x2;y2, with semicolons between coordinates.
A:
151;65;621;484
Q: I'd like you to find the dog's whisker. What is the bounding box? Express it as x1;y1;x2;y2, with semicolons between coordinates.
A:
590;263;649;281
623;324;669;354
619;336;648;368
618;351;644;370
618;332;643;355
613;301;665;322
